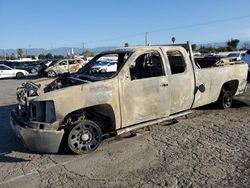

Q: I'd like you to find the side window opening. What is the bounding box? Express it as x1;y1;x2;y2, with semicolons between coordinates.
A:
59;61;67;66
68;60;76;65
130;51;164;80
167;51;186;74
0;65;11;70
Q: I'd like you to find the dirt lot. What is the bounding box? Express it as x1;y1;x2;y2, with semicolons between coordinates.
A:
0;77;249;188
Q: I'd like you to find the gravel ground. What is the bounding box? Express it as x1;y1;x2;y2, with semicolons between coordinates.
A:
0;77;249;188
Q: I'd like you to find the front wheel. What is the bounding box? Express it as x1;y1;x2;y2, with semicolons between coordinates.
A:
66;119;102;154
47;70;57;77
16;72;24;79
217;89;233;109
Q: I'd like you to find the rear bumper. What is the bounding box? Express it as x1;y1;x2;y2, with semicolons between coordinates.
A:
10;110;64;153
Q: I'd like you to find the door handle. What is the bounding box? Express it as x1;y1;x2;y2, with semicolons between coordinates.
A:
160;83;168;87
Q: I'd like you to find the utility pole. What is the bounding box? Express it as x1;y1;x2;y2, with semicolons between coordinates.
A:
28;44;31;56
82;42;85;55
145;32;148;46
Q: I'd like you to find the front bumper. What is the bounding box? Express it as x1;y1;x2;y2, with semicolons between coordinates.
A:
10;110;64;153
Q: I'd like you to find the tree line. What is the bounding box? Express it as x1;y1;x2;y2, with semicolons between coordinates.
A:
198;39;250;53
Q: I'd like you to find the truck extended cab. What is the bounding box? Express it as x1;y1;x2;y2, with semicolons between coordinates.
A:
10;43;248;154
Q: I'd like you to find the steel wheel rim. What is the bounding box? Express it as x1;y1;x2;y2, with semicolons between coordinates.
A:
68;123;101;153
48;71;55;77
222;91;232;108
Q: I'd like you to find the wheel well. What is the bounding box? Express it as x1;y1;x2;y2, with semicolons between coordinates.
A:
62;104;116;134
221;80;239;95
16;72;24;77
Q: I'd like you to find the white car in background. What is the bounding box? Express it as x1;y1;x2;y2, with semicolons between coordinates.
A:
90;61;117;73
227;52;244;61
0;64;29;79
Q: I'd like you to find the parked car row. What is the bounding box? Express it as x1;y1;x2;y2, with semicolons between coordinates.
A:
1;50;249;80
0;57;87;79
0;61;41;73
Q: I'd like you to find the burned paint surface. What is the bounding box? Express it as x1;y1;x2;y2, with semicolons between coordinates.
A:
45;59;87;75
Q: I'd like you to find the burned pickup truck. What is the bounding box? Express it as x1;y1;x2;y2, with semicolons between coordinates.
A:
10;42;248;154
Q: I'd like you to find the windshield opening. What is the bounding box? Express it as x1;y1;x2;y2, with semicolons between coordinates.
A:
76;52;132;81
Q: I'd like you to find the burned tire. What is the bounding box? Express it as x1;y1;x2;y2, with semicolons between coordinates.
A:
47;70;57;77
217;89;233;109
66;119;102;154
16;72;24;79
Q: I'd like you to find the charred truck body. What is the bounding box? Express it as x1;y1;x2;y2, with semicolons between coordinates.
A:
10;43;248;154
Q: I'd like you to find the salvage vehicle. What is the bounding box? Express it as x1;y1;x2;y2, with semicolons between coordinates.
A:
10;42;248;154
0;64;29;79
37;60;56;77
44;58;87;77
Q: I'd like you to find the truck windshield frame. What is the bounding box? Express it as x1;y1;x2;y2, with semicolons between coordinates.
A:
76;51;133;81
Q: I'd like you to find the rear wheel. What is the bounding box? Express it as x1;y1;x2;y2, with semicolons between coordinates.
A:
66;119;102;154
217;89;233;109
47;70;57;77
16;72;24;79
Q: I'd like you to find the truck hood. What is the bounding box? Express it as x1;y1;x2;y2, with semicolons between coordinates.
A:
16;76;89;104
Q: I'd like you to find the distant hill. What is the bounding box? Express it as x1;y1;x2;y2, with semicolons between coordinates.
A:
0;46;118;56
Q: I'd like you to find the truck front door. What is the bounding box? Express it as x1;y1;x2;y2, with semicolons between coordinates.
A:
119;49;171;127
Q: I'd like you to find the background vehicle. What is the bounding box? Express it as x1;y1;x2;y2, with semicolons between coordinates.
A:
0;64;29;78
227;52;244;61
90;60;117;73
44;59;87;77
3;61;41;73
10;43;248;154
37;60;53;77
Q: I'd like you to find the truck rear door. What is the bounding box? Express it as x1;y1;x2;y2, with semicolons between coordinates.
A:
162;47;195;114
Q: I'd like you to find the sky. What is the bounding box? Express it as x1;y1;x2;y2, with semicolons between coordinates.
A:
0;0;250;49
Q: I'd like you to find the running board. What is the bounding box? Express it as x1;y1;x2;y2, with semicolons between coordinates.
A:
116;110;193;135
